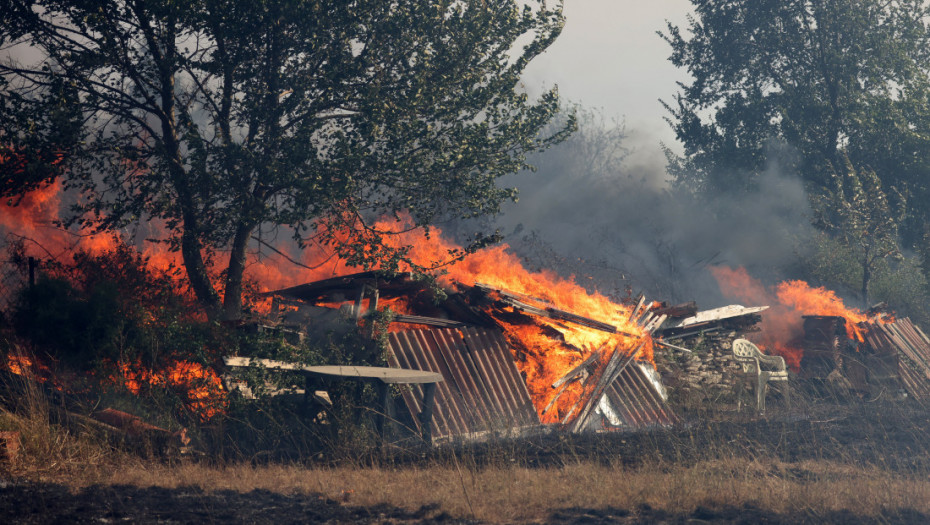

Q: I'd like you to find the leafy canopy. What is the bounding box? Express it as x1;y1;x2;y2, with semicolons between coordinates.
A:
662;0;930;202
1;0;572;318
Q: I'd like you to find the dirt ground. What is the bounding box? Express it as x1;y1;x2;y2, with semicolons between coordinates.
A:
2;479;927;524
4;400;930;524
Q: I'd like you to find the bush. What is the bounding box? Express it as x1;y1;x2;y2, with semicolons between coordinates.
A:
794;231;930;326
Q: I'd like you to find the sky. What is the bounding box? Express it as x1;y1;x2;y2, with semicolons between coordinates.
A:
522;0;694;152
490;1;818;305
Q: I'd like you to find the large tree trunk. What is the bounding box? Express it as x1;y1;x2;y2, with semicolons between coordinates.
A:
181;227;222;318
144;12;223;320
221;223;254;321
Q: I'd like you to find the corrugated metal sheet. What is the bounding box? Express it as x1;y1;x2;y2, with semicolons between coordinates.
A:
601;363;679;430
862;318;930;400
386;326;540;441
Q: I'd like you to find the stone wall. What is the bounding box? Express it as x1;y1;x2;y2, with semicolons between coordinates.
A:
653;331;746;415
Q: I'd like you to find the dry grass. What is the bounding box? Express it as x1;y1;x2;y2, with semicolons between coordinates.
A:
4;364;930;522
0;366;142;483
45;456;926;522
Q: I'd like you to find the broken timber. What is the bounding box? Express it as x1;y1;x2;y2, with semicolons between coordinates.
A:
474;282;618;333
543;345;606;417
566;297;669;432
391;314;466;328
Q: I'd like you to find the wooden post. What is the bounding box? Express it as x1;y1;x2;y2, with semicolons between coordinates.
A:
369;284;379;313
303;375;316;417
355;285;366;319
418;382;437;446
375;380;391;445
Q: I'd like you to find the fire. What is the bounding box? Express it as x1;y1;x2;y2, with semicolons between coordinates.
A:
776;280;868;342
376;222;654;423
114;360;227;421
256;215;650;424
7;354;33;376
711;266;873;369
3;180;650;425
4;351;61;388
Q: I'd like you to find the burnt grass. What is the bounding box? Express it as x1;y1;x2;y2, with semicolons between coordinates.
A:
5;399;930;523
2;482;927;525
382;398;930;473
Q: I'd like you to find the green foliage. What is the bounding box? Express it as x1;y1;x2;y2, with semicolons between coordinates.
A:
12;278;123;370
1;0;573;319
814;156;903;307
8;244;222;403
795;231;930;326
0;76;81;199
9;243;198;369
662;0;930;221
663;0;930;305
793;232;862;294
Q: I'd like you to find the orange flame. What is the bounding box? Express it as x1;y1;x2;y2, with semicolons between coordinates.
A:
114;360;227;421
380;222;653;422
711;266;872;370
6;354;33;376
3;182;652;425
256;215;651;424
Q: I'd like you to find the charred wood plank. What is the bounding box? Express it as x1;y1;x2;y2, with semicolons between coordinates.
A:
644;314;668;334
547;309;618;333
390;314;466;328
628;296;647;323
552;346;604;388
652;301;698;319
474;282;618;334
655;339;693;353
571;340;644;432
544;380;573;416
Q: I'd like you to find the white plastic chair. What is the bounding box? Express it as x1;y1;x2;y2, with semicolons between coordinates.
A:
732;339;790;412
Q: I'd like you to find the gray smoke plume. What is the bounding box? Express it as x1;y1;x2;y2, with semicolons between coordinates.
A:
455;109;816;306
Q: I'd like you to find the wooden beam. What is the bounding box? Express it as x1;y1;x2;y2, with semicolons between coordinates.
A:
655;340;693;353
571;340;645;432
391;314;466;328
223;357;443;384
547;308;617;333
475;282;618;334
543;380;573;416
552;346;604;388
628;295;646;323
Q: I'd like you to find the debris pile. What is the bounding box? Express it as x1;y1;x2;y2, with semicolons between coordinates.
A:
261;272;681;442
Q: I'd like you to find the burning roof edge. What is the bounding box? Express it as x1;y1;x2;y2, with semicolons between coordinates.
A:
672;305;769;328
261;271;421;302
655;304;768;340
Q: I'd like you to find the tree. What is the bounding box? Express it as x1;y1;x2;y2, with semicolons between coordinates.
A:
1;0;572;319
0;76;81;200
815;155;902;308
661;0;930;205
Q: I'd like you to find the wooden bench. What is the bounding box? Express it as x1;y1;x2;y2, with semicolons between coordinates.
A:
731;339;790;413
223;357;443;445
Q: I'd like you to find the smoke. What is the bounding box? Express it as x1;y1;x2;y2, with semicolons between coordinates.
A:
464;110;816;307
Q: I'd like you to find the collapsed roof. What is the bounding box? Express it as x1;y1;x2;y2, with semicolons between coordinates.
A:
264;272;682;439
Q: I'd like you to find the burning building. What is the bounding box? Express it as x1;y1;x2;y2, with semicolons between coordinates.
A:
259;271;679;442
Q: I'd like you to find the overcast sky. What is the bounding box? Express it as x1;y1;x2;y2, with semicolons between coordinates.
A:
522;0;694;149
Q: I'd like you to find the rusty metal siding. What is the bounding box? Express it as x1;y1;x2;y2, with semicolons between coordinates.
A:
386;327;540;440
603;363;678;429
863;319;930;400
